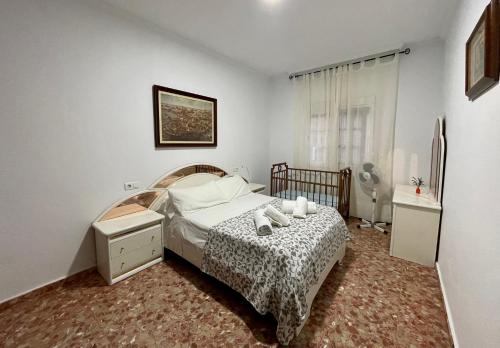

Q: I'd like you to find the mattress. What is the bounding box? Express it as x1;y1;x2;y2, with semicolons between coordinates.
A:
164;192;276;267
274;189;338;206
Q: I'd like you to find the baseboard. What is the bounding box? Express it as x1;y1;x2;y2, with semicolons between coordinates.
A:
436;262;459;348
0;265;96;307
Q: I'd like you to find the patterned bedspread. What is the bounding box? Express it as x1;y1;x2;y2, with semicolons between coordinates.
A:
201;198;349;345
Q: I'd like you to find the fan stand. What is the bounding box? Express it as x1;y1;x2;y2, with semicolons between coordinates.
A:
357;189;388;234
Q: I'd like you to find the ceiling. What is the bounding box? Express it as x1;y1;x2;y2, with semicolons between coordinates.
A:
103;0;457;76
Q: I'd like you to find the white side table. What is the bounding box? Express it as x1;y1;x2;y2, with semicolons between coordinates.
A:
93;210;165;285
390;185;441;267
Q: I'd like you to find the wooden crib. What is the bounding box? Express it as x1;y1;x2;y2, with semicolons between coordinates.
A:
270;162;352;218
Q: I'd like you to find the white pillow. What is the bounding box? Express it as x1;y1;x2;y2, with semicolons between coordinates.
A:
215;175;252;201
168;180;228;215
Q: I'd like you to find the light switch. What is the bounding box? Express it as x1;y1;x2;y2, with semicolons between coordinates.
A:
124;181;140;191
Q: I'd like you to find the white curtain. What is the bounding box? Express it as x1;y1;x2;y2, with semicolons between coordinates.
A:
293;55;400;222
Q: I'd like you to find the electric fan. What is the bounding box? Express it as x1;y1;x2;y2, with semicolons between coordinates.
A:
357;162;387;233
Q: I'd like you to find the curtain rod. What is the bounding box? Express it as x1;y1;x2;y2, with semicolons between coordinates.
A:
288;48;410;79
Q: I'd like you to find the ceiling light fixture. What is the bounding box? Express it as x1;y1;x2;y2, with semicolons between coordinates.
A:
259;0;282;8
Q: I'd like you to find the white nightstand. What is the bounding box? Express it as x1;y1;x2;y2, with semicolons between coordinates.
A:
93;210;165;285
248;183;266;193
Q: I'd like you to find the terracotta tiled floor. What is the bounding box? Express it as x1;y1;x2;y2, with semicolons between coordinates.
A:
0;219;452;347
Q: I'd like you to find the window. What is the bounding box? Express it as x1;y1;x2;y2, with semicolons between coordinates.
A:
309;102;373;169
309;112;328;168
338;104;371;168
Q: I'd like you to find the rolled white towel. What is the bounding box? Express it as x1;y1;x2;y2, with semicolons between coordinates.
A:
281;200;317;214
264;204;290;227
281;200;296;214
307;202;317;214
293;196;308;219
268;216;283;227
254;209;272;236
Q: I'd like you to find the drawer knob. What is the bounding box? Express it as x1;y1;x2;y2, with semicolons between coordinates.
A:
120;247;124;253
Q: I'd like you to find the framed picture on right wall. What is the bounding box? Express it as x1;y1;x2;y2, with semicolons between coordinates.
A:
465;0;499;101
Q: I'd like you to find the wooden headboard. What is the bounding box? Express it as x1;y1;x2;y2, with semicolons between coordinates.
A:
95;163;228;222
429;118;446;202
151;164;227;189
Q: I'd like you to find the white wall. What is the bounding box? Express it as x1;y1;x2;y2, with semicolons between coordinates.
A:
393;39;445;186
438;0;500;346
0;0;271;303
267;39;445;217
268;75;294;167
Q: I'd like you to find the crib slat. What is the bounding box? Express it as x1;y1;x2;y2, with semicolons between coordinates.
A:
292;170;296;198
312;171;316;203
324;172;327;205
299;170;302;199
280;170;284;198
331;172;334;207
288;168;291;200
306;171;311;200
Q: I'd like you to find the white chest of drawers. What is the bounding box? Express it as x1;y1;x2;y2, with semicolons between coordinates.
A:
93;210;165;285
390;185;442;267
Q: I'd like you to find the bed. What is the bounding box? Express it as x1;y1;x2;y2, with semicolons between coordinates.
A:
270;162;352;218
161;171;349;345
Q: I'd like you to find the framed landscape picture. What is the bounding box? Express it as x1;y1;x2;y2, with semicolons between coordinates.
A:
465;0;499;101
153;85;217;147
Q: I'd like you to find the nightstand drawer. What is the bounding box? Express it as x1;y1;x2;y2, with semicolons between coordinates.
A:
109;224;161;259
111;241;162;277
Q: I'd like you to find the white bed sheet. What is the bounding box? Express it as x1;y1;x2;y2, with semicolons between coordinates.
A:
165;192;276;268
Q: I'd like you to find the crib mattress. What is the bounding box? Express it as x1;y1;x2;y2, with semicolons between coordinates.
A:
274;190;338;206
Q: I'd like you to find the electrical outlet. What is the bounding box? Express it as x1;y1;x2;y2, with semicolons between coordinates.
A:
124;181;140;191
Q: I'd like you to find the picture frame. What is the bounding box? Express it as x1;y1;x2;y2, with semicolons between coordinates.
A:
465;0;499;101
153;85;217;147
